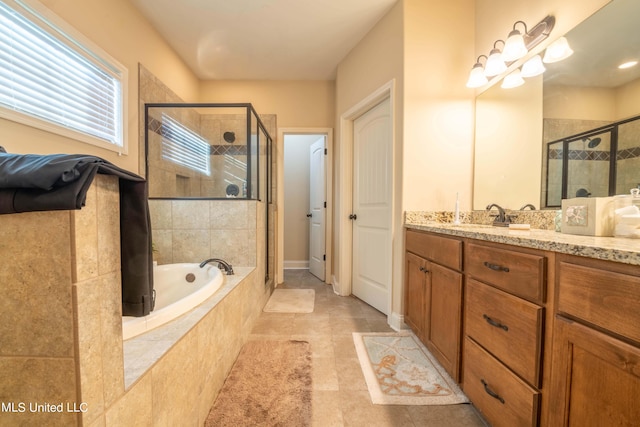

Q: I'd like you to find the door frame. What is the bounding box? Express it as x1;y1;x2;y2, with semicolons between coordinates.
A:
276;127;333;285
336;80;396;307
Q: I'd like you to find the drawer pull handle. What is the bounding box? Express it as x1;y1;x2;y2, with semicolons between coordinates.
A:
483;314;509;331
481;379;505;404
419;266;429;273
483;261;510;272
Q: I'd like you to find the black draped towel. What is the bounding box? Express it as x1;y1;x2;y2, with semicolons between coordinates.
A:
0;147;154;317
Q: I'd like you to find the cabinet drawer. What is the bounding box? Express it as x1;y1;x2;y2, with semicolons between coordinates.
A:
466;242;545;303
557;259;640;343
463;337;540;427
466;279;543;387
405;230;462;271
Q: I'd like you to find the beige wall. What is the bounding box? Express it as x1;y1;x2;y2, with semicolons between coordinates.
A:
0;0;200;174
333;0;475;321
199;80;335;129
333;0;404;304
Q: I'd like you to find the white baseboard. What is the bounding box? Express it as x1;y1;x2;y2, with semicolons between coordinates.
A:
283;260;309;269
388;312;407;332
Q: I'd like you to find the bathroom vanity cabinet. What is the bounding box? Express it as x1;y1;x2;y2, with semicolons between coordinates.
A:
462;241;548;427
404;230;463;381
548;254;640;427
403;224;640;427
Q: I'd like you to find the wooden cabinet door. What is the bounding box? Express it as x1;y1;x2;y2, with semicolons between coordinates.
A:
404;251;427;340
548;316;640;427
426;261;462;382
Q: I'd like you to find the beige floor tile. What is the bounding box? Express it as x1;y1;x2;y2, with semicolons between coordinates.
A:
312;357;340;391
332;335;358;359
224;270;488;427
335;357;368;391
339;390;415;427
311;390;344;427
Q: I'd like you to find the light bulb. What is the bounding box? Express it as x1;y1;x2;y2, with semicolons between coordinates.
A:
502;30;528;62
501;69;525;89
543;37;574;63
466;64;488;88
521;55;546;77
484;48;507;77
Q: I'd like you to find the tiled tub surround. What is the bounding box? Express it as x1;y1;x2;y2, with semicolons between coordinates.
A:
0;176;272;426
404;218;640;266
149;199;257;268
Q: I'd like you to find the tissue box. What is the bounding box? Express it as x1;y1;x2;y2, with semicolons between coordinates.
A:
561;196;615;236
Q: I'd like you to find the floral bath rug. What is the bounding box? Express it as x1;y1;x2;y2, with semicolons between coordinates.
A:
353;332;469;405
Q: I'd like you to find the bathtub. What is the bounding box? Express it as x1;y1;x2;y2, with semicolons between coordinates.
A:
122;263;224;340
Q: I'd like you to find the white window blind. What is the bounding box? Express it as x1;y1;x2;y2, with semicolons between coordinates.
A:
161;114;211;176
0;0;124;148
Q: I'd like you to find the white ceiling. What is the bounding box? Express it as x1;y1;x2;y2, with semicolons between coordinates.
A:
130;0;398;80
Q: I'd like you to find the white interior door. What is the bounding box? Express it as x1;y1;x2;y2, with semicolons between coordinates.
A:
309;137;326;280
351;99;392;314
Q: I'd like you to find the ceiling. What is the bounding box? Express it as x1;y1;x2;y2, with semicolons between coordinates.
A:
544;0;640;88
130;0;398;80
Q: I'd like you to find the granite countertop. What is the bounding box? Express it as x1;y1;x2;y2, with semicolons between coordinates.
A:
405;222;640;266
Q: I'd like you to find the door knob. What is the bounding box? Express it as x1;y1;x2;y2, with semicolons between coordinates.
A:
306;213;312;218
349;214;357;220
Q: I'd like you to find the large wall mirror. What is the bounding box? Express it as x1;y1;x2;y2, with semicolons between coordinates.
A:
473;0;640;210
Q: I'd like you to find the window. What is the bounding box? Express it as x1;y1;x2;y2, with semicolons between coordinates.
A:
161;114;211;176
0;0;127;152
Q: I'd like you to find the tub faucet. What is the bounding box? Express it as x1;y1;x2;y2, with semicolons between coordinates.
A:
520;204;536;210
199;258;234;275
486;203;513;227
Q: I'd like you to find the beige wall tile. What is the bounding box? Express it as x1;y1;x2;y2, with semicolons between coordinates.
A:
172;200;210;229
172;229;210;263
96;175;121;275
0;211;74;357
151;333;199;426
105;374;153;427
74;278;106;425
0;357;78;427
100;271;124;407
210;229;256;267
71;182;99;282
148;200;172;229
151;229;172;265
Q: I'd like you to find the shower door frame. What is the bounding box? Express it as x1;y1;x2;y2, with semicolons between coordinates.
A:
544;114;640;207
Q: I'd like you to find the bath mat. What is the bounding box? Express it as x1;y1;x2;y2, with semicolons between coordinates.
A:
263;288;315;313
353;332;469;405
205;340;312;427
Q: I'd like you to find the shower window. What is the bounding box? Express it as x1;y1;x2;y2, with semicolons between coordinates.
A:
544;114;640;207
145;103;273;200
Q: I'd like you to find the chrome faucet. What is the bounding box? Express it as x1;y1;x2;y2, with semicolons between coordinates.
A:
486;203;513;227
520;204;536;210
199;258;234;275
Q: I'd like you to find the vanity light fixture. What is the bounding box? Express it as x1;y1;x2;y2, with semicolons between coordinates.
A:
484;40;507;77
521;54;546;77
467;16;555;89
501;69;525;89
502;21;529;62
466;55;489;88
618;60;638;69
543;36;574;63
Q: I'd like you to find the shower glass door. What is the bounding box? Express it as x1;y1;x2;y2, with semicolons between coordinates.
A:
565;130;612;199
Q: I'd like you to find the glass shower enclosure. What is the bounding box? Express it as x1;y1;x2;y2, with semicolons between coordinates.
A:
144;103;272;201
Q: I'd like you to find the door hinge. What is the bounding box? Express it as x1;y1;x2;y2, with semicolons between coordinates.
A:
324;201;327;208
323;254;326;261
324;148;327;155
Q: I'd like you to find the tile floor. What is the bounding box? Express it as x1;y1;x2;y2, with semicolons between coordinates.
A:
247;269;487;427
